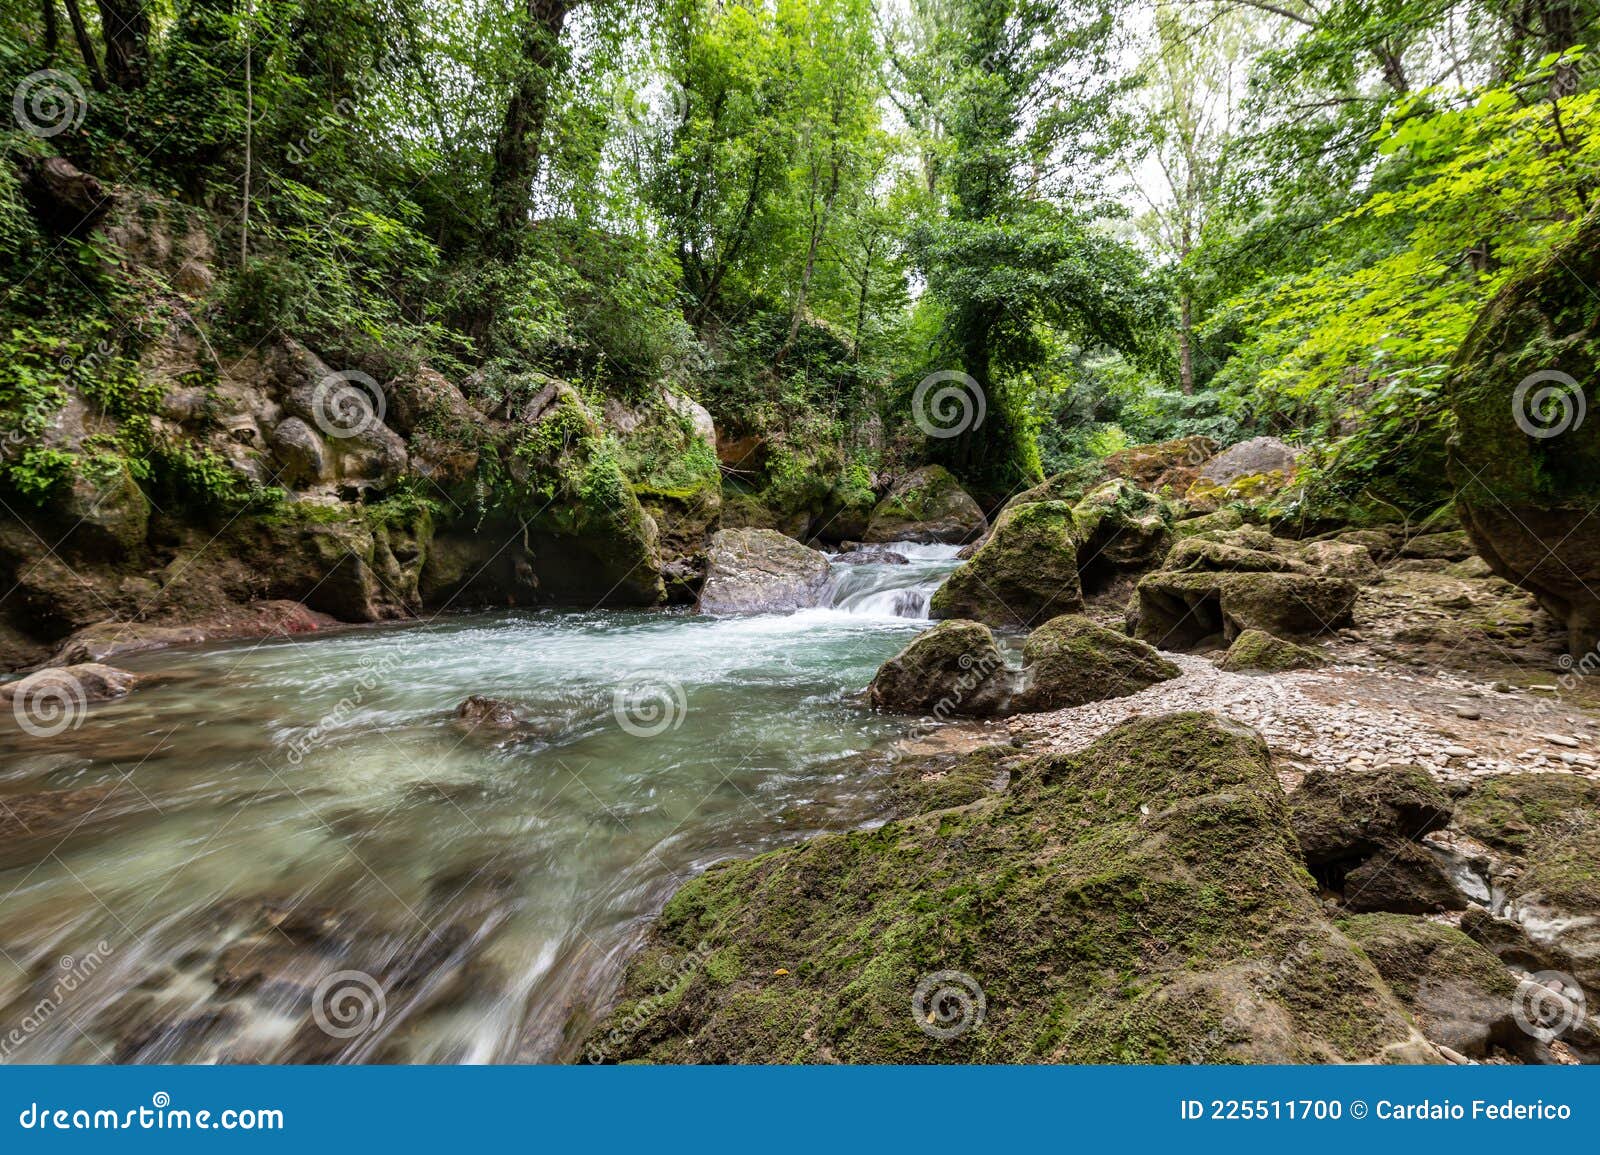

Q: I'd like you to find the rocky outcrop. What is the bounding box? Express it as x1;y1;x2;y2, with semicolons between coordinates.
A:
863;466;986;544
929;502;1082;629
698;528;833;614
868;621;1012;717
1013;614;1178;711
1135;529;1358;650
1217;629;1326;673
1449;207;1600;653
584;713;1435;1063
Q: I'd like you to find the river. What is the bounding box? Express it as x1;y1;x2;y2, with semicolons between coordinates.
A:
0;546;962;1063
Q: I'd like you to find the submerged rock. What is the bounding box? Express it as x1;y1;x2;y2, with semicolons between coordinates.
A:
929;502;1082;629
2;662;138;713
585;713;1435;1064
863;465;986;544
1014;614;1178;711
698;528;833;614
868;620;1011;717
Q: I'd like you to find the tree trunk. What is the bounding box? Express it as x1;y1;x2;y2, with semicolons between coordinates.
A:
1179;292;1195;395
94;0;150;89
61;0;105;91
43;0;59;57
489;0;573;246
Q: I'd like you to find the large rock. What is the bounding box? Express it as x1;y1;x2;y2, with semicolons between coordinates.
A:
1103;435;1218;495
698;528;833;614
929;502;1082;629
267;417;330;488
1070;480;1173;590
584;713;1435;1064
863;465;986;544
1340;915;1532;1060
868;620;1012;717
1;662;138;710
1448;208;1600;652
1217;629;1326;673
1013;614;1178;711
1290;765;1454;867
1455;775;1600;1003
1184;436;1302;512
1135;569;1356;649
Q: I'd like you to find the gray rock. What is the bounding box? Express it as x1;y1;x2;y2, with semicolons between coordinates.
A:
868;620;1012;717
1196;436;1301;485
268;417;330;488
698;528;833;614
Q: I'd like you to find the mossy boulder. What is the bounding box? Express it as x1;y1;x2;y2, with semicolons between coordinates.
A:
1173;508;1245;539
697;528;833;614
1448;207;1600;653
1014;614;1179;711
1103;435;1218;495
1135;570;1357;650
863;465;986;544
1290;765;1454;867
1069;480;1174;590
1218;629;1326;673
1340;914;1529;1060
999;461;1107;514
1454;775;1600;1001
1341;840;1467;915
1184;437;1302;513
868;620;1012;717
929;501;1083;629
584;713;1435;1063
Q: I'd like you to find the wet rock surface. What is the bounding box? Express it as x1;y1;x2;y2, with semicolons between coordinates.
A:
697;528;833;614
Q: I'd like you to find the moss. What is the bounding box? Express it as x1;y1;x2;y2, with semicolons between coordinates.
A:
1454;775;1600;856
1173;508;1245;539
929;502;1082;629
1014;614;1179;710
585;713;1425;1064
1218;629;1326;673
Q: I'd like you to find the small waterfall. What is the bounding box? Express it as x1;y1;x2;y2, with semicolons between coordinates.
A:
825;543;964;619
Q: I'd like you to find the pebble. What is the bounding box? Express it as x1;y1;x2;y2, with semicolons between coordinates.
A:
1545;734;1580;748
1443;746;1473;759
1454;706;1482;720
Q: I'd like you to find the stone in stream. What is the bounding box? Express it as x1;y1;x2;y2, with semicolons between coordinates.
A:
585;712;1439;1064
928;501;1083;629
862;465;987;545
696;528;834;614
868;620;1012;717
1012;614;1178;711
1;661;138;708
454;696;522;730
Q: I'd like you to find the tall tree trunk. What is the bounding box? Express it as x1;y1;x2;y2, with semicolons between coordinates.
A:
61;0;106;91
43;0;59;57
489;0;573;247
1179;293;1195;395
94;0;150;89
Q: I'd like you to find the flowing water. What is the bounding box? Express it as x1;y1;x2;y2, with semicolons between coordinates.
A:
0;547;962;1064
